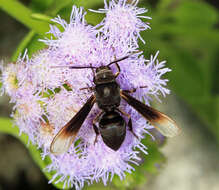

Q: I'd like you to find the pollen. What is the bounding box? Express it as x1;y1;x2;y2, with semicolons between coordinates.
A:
6;72;18;90
18;103;29;114
40;122;54;137
3;66;19;96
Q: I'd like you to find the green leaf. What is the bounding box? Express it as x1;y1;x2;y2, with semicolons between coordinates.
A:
25;34;47;56
0;117;67;189
84;184;115;190
11;0;104;60
11;31;36;62
188;95;219;144
46;0;73;16
0;0;50;35
172;1;218;29
12;32;46;61
10;0;75;60
140;0;219;143
31;13;54;24
30;0;54;12
157;0;174;10
56;0;104;25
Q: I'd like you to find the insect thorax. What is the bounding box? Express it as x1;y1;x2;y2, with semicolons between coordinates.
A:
94;66;120;111
94;66;115;85
95;82;121;111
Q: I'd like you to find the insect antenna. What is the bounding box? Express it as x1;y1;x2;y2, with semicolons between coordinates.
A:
107;51;141;67
51;65;97;69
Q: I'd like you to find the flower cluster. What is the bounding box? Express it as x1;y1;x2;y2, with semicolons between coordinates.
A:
0;0;171;189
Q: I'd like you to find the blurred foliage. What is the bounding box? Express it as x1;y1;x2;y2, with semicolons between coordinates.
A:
0;118;65;189
139;0;219;143
0;0;219;189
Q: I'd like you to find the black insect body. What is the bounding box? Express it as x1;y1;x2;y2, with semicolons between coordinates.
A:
98;111;126;151
94;67;121;111
92;66;127;150
50;54;180;154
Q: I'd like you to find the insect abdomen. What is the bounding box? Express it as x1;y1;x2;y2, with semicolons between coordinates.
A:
99;111;126;150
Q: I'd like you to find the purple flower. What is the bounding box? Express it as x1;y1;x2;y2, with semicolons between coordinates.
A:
90;0;151;45
0;1;171;189
0;51;32;101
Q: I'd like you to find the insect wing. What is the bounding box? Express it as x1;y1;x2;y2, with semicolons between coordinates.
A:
50;95;96;154
121;91;180;137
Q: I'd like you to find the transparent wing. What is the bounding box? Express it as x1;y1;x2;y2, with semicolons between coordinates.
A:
121;91;180;137
149;112;180;137
50;95;96;154
50;127;76;155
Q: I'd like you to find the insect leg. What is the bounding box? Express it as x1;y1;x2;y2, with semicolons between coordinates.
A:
122;86;148;94
111;48;121;78
116;108;139;139
92;111;103;144
80;86;95;92
90;63;96;78
114;62;121;78
93;124;99;145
